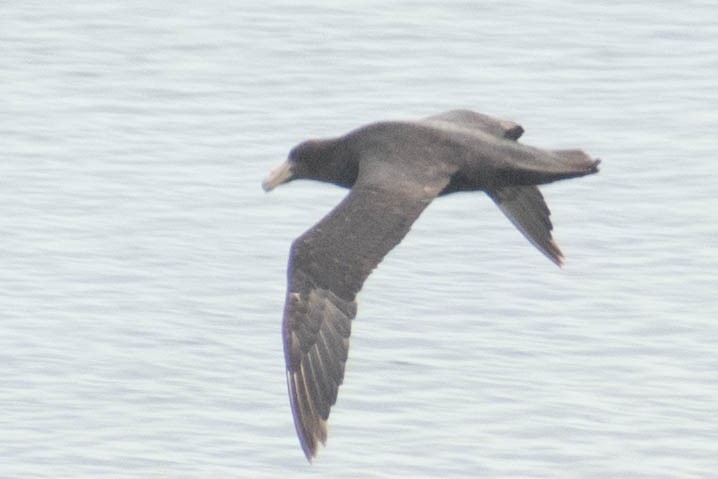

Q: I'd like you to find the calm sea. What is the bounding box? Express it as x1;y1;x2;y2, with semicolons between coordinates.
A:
1;1;716;477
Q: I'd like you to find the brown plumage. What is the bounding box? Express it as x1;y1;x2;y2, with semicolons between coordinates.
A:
262;110;600;460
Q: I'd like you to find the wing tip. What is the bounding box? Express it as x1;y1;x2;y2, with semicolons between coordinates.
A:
545;239;565;267
287;369;327;463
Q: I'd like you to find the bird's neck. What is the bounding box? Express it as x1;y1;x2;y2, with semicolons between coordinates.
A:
314;139;359;188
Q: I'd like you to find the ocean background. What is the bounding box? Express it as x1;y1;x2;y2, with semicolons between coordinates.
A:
1;1;716;477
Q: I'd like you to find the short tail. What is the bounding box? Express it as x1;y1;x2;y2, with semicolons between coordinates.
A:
525;149;600;185
551;149;601;175
494;147;600;187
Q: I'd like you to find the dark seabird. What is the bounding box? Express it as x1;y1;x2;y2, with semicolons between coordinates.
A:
262;109;600;460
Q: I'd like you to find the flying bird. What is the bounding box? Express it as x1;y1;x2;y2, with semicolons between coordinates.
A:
262;109;600;460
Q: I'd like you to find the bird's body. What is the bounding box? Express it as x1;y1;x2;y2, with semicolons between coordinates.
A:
262;110;600;460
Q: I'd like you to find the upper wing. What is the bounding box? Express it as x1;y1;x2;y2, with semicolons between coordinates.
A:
423;109;524;140
283;176;449;460
487;185;564;266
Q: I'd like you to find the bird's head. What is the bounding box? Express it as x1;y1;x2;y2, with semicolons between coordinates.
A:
262;138;357;192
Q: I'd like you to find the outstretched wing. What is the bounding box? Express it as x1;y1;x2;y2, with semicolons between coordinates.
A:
283;176;448;460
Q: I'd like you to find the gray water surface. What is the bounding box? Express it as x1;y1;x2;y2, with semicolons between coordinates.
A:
2;1;717;478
